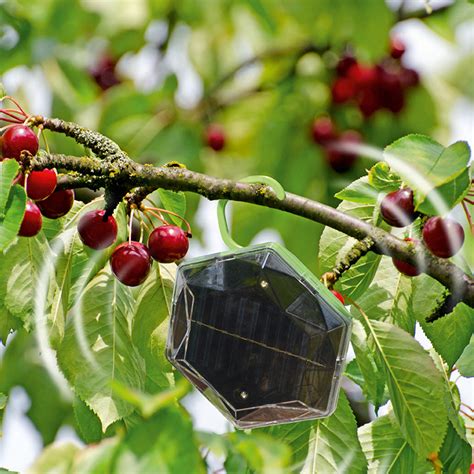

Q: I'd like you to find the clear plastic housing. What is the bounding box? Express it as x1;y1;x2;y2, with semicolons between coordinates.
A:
167;243;352;429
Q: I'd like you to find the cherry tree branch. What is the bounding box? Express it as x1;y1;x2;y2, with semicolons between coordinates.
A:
28;149;474;308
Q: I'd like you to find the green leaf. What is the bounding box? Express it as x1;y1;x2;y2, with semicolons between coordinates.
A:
156;189;187;226
1;233;52;326
111;407;205;473
262;392;366;473
72;438;118;474
111;378;190;418
334;176;378;204
28;442;80;474
438;421;472;474
0;159;19;212
131;264;175;392
0;160;26;250
417;167;471;215
384;136;470;212
352;256;416;334
73;396;103;444
0;331;72;444
350;319;387;409
358;317;448;456
412;275;474;367
58;267;145;431
430;350;467;441
319;200;381;300
358;415;431;473
0;185;26;251
227;431;292;474
455;335;474;377
368;162;402;192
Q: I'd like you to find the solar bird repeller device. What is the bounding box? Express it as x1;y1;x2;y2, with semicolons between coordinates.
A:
166;176;352;429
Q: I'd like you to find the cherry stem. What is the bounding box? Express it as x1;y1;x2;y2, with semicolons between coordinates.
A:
463;198;474;205
144;206;192;235
0;118;24;125
143;208;169;226
129;208;135;245
461;409;474;421
461;201;473;234
0;109;26;122
461;402;473;412
142;211;161;232
0;96;28;117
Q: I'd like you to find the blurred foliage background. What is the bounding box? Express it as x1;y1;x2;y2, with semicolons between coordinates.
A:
0;1;473;467
2;0;473;272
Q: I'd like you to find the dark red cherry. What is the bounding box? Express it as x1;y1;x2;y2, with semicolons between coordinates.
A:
37;189;74;219
399;67;419;88
2;125;39;161
205;124;225;151
347;64;378;88
331;77;356;103
311;117;337;145
110;242;151;287
78;209;118;250
379;72;405;113
392;238;421;277
331;290;345;305
336;56;357;76
25;169;57;201
148;225;189;263
358;88;382;117
325;130;362;173
422;216;465;258
380;188;416;227
90;55;121;91
18;201;42;237
390;37;406;59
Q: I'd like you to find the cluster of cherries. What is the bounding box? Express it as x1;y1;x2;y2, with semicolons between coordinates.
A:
1;120;190;288
311;38;419;173
1;124;75;237
379;187;465;276
331;37;419;117
78;209;190;287
311;117;361;173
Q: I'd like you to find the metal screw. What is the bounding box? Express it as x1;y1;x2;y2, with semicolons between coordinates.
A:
260;280;268;289
240;390;248;399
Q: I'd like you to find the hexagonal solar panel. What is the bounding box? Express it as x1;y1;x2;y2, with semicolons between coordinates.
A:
167;243;352;429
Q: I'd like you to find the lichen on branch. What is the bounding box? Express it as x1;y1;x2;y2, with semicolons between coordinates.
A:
23;117;474;309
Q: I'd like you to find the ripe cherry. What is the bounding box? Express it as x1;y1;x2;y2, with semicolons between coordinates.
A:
390;37;406;59
78;210;118;250
358;88;382;117
336;55;357;76
90;55;121;91
331;290;345;305
380;188;416;227
148;225;189;263
392;238;421;277
37;189;74;219
399;67;419;88
18;201;42;237
331;77;356;103
379;72;404;113
311;117;337;145
206;125;226;151
110;242;151;287
325;130;361;173
2;125;39;161
24;169;57;201
422;216;465;258
347;64;378;88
